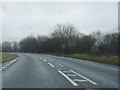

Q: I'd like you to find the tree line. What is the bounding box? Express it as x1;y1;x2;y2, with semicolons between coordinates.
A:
1;23;119;56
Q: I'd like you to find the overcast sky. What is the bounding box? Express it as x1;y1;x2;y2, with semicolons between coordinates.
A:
1;2;118;42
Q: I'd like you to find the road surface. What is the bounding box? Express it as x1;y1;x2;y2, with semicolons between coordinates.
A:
1;53;119;88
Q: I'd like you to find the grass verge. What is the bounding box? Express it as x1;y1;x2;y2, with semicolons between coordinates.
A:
47;53;118;65
0;53;18;63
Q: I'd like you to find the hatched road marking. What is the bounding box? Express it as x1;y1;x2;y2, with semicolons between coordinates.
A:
58;70;78;86
70;70;97;85
73;79;87;82
39;58;97;86
67;74;77;77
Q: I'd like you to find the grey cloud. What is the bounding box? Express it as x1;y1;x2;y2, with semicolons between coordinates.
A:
1;2;118;42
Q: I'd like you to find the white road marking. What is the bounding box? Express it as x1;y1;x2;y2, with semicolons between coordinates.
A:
43;59;47;62
48;63;55;67
62;71;71;73
0;57;19;70
70;70;97;85
73;79;87;82
67;74;77;77
2;67;5;69
44;60;47;62
58;70;78;86
58;64;64;67
4;64;10;67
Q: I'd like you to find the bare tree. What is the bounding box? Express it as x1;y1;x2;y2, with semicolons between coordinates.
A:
51;23;80;38
2;41;12;52
19;35;38;53
12;42;20;52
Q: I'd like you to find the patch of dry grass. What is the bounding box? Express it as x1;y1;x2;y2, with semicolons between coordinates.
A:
1;54;18;63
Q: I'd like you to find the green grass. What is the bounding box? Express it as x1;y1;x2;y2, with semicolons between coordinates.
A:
0;53;18;63
47;53;118;65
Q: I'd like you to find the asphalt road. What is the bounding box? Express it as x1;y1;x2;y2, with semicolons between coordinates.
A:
2;53;119;88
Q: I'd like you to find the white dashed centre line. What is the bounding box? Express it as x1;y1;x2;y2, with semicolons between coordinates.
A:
43;59;47;62
44;60;47;62
2;67;5;69
58;70;78;86
48;63;55;67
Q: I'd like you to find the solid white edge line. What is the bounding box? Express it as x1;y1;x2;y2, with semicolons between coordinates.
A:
48;63;54;67
10;57;19;64
4;64;10;67
58;70;78;86
70;70;97;85
0;57;20;70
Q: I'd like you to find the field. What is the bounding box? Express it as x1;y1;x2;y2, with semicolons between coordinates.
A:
0;53;18;63
48;53;118;65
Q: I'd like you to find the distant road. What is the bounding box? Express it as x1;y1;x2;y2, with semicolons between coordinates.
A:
2;53;119;88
